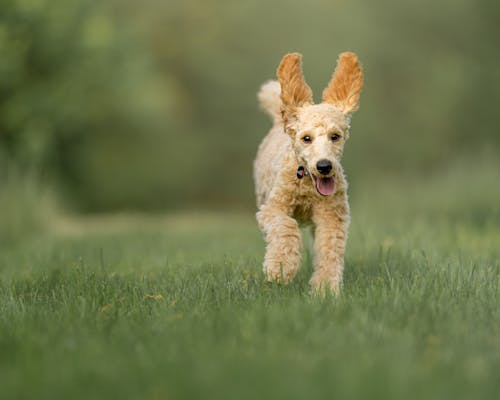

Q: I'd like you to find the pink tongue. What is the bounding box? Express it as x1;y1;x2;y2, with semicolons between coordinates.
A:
316;176;335;196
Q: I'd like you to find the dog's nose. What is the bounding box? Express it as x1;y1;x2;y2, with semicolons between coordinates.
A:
316;159;332;175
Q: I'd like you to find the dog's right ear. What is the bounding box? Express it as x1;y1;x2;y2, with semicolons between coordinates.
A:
277;53;313;130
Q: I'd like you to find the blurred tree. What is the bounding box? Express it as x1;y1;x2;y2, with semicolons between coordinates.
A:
0;0;498;211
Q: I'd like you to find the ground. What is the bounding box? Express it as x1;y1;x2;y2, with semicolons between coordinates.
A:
0;159;499;400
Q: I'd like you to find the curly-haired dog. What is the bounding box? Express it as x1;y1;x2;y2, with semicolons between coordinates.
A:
254;52;363;294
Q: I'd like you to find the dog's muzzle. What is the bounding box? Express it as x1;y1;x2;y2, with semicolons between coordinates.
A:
316;159;333;175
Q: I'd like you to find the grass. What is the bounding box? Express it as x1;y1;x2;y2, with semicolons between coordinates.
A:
0;158;499;400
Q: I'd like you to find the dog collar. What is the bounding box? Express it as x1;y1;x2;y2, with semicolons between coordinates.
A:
296;166;309;179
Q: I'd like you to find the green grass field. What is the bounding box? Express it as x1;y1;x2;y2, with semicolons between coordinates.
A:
1;158;499;400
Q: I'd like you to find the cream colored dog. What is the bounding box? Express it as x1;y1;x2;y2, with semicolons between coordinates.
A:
254;52;363;294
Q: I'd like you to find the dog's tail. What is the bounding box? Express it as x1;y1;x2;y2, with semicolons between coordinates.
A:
258;80;282;124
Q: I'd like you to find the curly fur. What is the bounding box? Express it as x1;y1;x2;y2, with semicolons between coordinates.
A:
322;52;363;115
254;52;363;295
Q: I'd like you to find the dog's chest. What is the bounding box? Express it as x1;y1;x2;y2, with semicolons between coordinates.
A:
291;178;317;223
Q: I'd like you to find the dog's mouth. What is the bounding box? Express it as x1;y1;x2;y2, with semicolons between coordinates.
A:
313;175;335;196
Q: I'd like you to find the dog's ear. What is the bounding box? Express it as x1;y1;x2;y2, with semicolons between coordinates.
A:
322;52;363;115
277;53;313;127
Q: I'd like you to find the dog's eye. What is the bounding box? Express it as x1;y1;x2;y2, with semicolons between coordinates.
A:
331;133;340;141
301;136;312;143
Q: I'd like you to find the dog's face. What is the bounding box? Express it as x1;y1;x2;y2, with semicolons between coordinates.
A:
287;104;349;196
277;52;363;196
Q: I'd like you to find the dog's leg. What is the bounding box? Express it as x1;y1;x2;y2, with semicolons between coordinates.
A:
310;200;349;295
257;203;302;284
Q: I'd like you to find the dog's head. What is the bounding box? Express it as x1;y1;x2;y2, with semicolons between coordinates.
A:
277;52;363;196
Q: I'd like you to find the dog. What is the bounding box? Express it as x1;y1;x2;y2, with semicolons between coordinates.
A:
254;52;363;295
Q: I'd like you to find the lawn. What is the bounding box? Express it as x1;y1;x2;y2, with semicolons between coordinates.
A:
1;159;499;400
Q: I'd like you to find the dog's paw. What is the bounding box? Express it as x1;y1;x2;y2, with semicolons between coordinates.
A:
263;260;298;285
309;274;341;297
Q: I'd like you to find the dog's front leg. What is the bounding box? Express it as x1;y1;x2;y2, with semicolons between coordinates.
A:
256;203;302;284
310;201;349;295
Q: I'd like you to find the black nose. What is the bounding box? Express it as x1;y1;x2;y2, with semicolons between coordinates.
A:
316;159;332;175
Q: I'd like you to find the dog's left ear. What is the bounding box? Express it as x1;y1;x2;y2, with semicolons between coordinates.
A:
322;52;363;116
277;53;313;128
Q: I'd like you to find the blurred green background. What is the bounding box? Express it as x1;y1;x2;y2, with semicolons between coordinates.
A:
1;3;500;397
1;0;499;218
